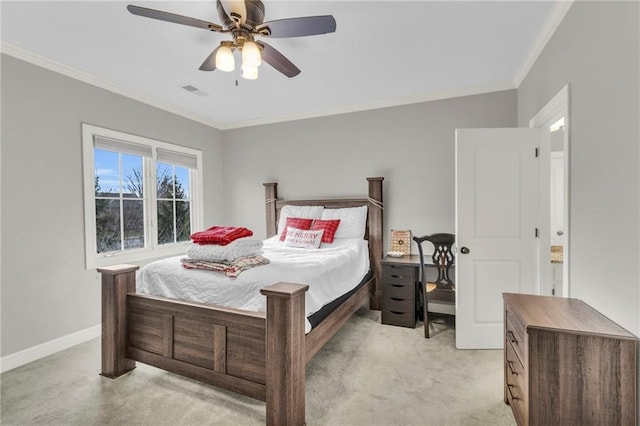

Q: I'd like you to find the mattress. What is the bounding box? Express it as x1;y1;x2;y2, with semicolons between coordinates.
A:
137;236;370;332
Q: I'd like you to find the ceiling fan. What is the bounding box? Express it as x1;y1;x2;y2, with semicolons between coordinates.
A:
127;1;336;80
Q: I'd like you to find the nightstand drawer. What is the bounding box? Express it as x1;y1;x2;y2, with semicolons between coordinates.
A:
384;283;414;300
382;264;416;286
382;310;414;328
382;296;413;313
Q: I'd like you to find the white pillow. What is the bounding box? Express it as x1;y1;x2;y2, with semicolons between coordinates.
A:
321;206;368;239
284;228;324;249
277;205;324;235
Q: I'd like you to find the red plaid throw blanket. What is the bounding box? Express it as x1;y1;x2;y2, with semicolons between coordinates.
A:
191;226;253;245
181;255;270;277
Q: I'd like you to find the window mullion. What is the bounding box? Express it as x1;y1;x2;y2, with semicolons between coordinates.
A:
172;165;177;243
119;153;125;251
147;155;158;250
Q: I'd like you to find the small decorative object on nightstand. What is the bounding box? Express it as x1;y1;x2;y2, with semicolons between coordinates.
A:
389;229;412;255
381;254;420;328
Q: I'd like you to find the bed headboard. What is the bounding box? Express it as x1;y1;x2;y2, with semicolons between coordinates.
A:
263;177;384;310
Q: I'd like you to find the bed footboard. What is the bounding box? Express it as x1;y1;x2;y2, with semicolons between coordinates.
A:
99;265;309;425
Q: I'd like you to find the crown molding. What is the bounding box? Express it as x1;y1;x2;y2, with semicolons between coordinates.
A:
2;40;514;131
218;80;517;130
513;0;574;87
0;41;225;129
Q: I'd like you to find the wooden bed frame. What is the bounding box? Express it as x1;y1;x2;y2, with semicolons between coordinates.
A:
98;177;383;425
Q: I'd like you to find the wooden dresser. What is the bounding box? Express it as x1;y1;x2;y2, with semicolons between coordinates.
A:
503;293;638;426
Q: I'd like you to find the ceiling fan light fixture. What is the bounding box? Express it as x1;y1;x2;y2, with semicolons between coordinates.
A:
242;41;261;67
241;64;259;80
127;2;337;79
215;45;235;72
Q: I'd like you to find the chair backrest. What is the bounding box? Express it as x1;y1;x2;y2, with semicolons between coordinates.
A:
413;233;455;288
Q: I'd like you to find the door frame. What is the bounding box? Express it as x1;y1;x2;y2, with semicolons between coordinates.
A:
529;84;571;297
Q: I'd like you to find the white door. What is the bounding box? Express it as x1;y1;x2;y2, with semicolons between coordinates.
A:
455;128;548;349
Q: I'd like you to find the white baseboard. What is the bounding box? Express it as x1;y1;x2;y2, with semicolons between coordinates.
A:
0;324;101;373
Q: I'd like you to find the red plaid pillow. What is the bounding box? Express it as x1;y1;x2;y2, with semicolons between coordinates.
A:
311;219;341;243
279;217;314;241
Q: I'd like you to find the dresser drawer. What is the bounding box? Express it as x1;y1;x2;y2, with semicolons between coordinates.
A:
506;376;526;426
505;308;526;366
381;310;414;328
382;264;416;286
505;340;525;392
382;296;413;313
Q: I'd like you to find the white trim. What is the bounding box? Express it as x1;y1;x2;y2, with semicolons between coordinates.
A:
0;41;224;129
513;0;574;87
0;325;101;373
529;85;570;129
529;84;571;298
2;40;515;130
221;80;516;129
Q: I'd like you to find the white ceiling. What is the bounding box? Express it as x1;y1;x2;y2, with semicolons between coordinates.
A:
1;1;566;129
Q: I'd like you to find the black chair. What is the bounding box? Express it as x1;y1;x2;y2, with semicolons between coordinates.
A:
413;233;455;338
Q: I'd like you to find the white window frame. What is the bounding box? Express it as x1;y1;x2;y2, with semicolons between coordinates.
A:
82;123;204;269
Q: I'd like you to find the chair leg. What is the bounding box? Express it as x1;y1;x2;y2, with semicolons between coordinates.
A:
423;284;430;338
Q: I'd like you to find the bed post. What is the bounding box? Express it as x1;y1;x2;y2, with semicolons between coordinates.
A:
97;264;139;378
264;182;278;238
367;177;384;310
260;283;309;426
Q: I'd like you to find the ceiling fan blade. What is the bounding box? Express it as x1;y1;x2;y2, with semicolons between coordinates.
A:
257;16;336;38
256;41;301;78
127;5;223;32
199;47;219;71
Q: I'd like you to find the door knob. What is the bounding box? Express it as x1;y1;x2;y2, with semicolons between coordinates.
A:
460;247;470;254
557;230;564;236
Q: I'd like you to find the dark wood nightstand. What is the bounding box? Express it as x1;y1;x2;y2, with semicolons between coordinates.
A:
381;255;421;328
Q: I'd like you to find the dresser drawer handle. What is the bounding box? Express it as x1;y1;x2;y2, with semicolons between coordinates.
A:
391;284;404;288
390;311;405;315
507;360;519;376
507;384;519;401
391;297;403;301
390;274;406;279
507;331;518;344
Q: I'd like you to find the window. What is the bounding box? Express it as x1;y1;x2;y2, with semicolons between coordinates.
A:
82;124;203;268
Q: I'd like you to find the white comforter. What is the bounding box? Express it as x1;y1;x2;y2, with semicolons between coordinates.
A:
137;236;370;332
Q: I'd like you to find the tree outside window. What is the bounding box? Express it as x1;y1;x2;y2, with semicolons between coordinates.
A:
156;163;191;245
94;150;144;253
94;153;191;253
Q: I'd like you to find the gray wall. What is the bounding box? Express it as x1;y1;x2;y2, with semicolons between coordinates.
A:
221;90;517;248
518;1;640;411
517;1;640;337
1;55;225;356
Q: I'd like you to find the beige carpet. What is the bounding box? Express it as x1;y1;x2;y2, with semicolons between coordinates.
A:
1;307;514;425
